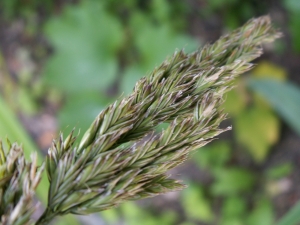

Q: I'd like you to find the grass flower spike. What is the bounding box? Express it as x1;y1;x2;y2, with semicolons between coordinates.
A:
0;140;44;225
0;15;278;225
36;16;281;224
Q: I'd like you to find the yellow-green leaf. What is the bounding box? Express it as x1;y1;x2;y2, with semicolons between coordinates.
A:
234;106;279;162
252;61;287;81
223;80;248;116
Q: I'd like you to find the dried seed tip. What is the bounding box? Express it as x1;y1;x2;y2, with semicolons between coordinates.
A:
30;153;37;181
33;163;45;189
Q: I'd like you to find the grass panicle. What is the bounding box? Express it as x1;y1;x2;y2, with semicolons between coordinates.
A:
0;16;281;225
36;16;281;224
0;140;44;225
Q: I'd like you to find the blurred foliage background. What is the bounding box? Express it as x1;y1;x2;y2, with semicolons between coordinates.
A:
1;0;300;225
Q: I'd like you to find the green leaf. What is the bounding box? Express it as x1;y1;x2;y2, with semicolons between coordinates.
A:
207;0;238;9
247;198;274;225
121;67;145;95
43;1;123;93
193;141;231;169
130;14;199;70
223;82;247;116
181;184;213;222
121;202;142;220
17;86;38;115
222;196;247;218
179;222;197;225
234;106;279;162
289;14;300;52
121;18;199;94
266;163;293;180
283;0;300;13
221;218;244;225
181;184;214;222
248;79;300;136
159;211;178;225
212;168;255;196
220;197;247;225
43;1;122;140
121;202;152;225
120;202;176;225
151;0;170;23
101;208;119;224
59;92;109;138
277;200;300;225
282;0;300;52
